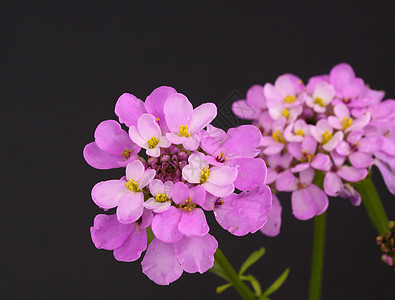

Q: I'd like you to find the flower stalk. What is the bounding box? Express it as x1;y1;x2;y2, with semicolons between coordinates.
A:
356;176;389;235
308;212;326;300
212;248;257;300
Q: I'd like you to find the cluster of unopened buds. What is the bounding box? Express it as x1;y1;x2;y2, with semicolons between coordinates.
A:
377;221;395;270
83;87;272;284
233;63;395;222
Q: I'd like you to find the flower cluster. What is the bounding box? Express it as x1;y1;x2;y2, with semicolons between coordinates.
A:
377;221;395;270
233;63;395;228
84;86;272;285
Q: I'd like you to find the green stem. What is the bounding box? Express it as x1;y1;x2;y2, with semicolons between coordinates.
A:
356;176;389;235
212;248;256;300
308;212;326;300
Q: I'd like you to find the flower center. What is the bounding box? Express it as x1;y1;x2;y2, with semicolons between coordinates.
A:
314;97;325;107
321;130;333;144
341;117;353;130
178;197;196;211
125;179;141;192
272;130;285;143
282;108;290;119
155;193;168;203
148;136;159;149
284;95;296;103
122;149;132;159
301;150;314;163
200;167;210;184
179;125;191;137
295;129;304;136
217;152;227;163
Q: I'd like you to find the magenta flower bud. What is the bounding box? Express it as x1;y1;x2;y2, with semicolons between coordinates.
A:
177;150;188;160
381;254;394;266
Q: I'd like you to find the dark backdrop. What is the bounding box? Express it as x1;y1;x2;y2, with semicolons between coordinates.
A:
3;1;395;299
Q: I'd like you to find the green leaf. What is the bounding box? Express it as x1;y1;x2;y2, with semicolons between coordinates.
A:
262;268;290;298
209;260;230;281
246;274;262;296
146;227;155;245
216;282;232;294
239;247;266;276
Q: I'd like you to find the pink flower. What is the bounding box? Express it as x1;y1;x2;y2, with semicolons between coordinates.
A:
143;179;173;213
260;194;282;237
91;160;155;223
90;209;152;262
310;119;344;151
83;120;140;169
182;153;237;197
164;93;217;150
129;113;171;157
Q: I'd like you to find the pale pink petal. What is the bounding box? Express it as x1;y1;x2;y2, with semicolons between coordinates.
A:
149;179;165;196
116;192;144;224
126;160;145;181
336;141;351;156
292;185;328;220
311;153;331;171
138;169;156;188
263;142;284;155
158;135;171;147
203;181;234;197
276;170;297;192
223;125;262;159
171;182;190;205
323;131;344;152
182;135;200;151
143;198;171;213
91;180;127;209
90;214;135;250
164;93;193;133
299;167;315;185
129;126;148;148
189;103;217;135
291;163;310;173
113;227;147;262
174;234;218;273
141;238;183;285
232;100;259;119
214;186;272;236
115;93;146;127
337;166;368;182
302;136;317;154
206;166;238;186
182;164;202;184
137;114;161;141
334;103;350;119
178;208;209;238
260;194;282;237
146;147;160;157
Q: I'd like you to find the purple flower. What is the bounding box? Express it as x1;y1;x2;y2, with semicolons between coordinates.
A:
83;120;140;169
260;194;282;237
164;93;217;150
151;183;209;243
91;160;155;223
90;209;152;262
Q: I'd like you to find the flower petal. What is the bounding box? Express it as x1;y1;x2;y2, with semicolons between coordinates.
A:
141;238;183;285
324;172;343;197
375;160;395;195
190;185;206;206
95;120;134;156
143;198;171;213
202;182;234;198
116;192;144;224
137;114;162;141
83;142;123;170
260;194;282;237
311;153;331;171
206;166;238;186
189;103;217;135
113;227;147;262
174;234;218;273
138;169;156;189
178;208;209;238
232;158;267;191
126;160;145;181
91;179;127;209
222;125;262;159
349;152;374;168
164;93;193;133
115;93;146;127
151;206;183;243
90;214;135;250
337;166;368;182
214;186;272;236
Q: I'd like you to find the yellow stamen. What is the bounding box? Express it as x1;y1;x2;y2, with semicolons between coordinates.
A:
284;95;296;103
125;179;141;192
217;152;227;162
321;130;333;145
179;125;191;137
341;117;353;130
122;149;132;159
178;197;196;211
156;117;160;121
295;129;304;136
314;97;325;107
282;108;290;119
155;193;168;203
200;167;210;184
301;150;314;163
298;79;303;84
272;130;285;143
148;136;159;149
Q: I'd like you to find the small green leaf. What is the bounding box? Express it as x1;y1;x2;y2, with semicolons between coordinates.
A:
216;282;232;294
146;227;155;245
209;260;230;281
239;247;266;276
247;274;262;296
262;268;290;298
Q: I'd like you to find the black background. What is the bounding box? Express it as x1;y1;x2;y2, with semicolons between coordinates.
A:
3;1;395;299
